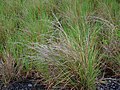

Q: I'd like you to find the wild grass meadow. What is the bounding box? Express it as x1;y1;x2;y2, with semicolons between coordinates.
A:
0;0;120;90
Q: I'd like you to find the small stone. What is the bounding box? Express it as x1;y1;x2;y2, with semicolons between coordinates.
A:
28;83;32;87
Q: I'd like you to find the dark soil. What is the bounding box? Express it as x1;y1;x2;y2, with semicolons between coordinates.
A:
1;78;120;90
0;79;46;90
0;79;70;90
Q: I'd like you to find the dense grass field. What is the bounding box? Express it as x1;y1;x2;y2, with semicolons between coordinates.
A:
0;0;120;90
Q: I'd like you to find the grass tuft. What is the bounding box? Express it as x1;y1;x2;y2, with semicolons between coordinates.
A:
0;0;120;89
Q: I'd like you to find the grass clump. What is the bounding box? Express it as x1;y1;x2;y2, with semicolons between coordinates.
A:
0;0;120;90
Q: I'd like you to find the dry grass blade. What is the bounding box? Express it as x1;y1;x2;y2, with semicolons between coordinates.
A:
0;52;23;85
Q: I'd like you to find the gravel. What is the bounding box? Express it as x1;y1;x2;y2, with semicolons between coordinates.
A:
1;80;46;90
96;78;120;90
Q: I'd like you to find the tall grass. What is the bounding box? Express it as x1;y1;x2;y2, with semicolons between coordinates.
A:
0;0;120;90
